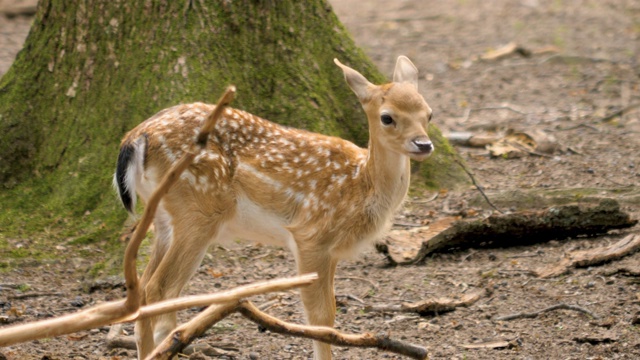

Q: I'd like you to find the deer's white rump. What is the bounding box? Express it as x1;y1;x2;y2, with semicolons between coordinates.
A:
114;56;433;360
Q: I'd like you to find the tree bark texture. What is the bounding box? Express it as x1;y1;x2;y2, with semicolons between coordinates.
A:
0;0;465;239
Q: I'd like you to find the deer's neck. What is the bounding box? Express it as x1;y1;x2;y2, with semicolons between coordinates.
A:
364;137;411;213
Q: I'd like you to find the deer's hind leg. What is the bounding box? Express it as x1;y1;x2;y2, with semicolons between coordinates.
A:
134;205;173;358
135;204;232;359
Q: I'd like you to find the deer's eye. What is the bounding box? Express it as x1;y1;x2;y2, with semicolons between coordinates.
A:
380;114;394;126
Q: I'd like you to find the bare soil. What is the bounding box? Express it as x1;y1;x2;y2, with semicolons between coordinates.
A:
2;0;640;359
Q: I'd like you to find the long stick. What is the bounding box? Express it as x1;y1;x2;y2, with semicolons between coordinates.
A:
0;274;316;346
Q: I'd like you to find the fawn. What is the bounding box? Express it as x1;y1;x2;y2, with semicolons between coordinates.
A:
114;56;433;359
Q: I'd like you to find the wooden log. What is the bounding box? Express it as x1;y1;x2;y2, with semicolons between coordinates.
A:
380;200;637;265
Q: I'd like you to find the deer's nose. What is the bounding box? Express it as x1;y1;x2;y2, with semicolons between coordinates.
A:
412;137;433;153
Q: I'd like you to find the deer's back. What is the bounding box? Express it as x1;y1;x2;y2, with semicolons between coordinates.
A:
123;103;394;250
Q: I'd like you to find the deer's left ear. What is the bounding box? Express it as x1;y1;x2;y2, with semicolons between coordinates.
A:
334;58;374;102
393;55;418;89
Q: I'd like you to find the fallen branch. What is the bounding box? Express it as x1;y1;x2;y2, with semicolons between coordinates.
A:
0;298;133;347
535;234;640;278
138;299;429;360
494;303;598;321
0;273;317;346
365;289;485;316
147;301;240;360
107;324;236;357
237;301;428;360
380;200;637;265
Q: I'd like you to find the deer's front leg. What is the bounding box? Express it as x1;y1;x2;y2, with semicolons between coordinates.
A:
297;248;339;360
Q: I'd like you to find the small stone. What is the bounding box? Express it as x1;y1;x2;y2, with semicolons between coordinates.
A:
70;297;85;308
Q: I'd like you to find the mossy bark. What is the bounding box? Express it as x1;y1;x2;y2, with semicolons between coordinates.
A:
0;0;466;247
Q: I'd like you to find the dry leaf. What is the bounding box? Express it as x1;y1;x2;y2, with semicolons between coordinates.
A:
67;333;89;341
207;269;225;278
481;42;518;60
488;129;558;158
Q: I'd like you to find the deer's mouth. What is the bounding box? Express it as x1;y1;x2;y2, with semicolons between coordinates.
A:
408;149;433;161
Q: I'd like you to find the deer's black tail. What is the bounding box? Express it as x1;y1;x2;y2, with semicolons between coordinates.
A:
113;136;146;214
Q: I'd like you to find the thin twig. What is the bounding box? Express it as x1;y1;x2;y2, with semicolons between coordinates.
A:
494;303;598;321
336;276;380;298
393;222;425;227
461;105;530;122
9;292;65;300
237;301;428;360
599;102;640;122
536;234;640;278
539;54;616;65
408;192;439;204
554;123;600;132
366;289;485;316
601;176;633;187
454;159;503;214
337;294;366;304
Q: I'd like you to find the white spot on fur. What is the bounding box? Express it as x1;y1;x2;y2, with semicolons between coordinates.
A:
181;170;197;184
239;162;282;190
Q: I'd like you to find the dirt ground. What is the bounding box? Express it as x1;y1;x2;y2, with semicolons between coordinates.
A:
2;0;640;359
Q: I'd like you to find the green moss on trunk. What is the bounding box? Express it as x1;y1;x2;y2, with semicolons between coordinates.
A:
0;0;466;268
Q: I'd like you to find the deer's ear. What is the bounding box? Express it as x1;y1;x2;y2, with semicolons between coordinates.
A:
393;55;418;89
334;58;373;101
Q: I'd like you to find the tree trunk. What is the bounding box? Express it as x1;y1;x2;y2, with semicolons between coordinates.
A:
0;0;465;244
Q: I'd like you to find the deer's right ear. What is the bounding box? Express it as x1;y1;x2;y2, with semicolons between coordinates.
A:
393;55;418;89
334;58;373;101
